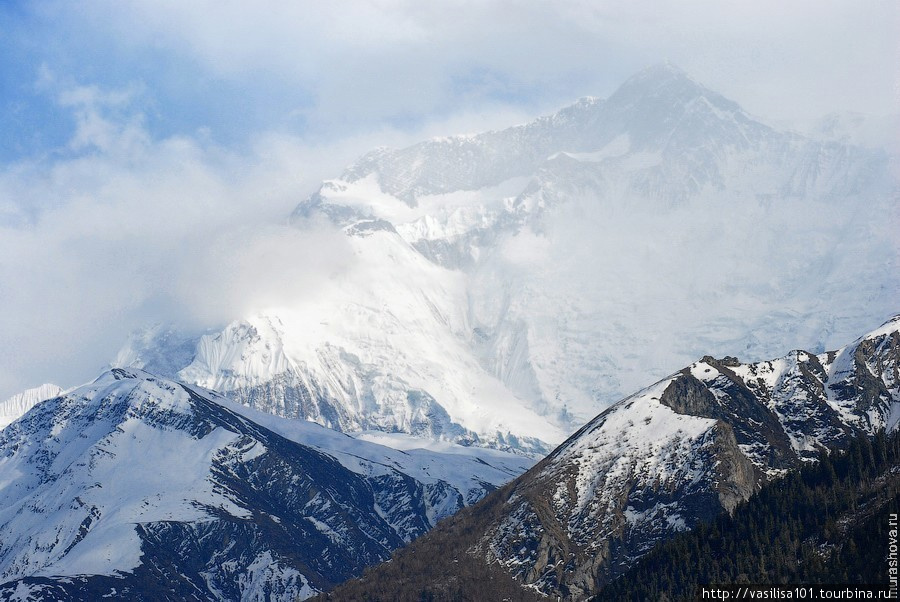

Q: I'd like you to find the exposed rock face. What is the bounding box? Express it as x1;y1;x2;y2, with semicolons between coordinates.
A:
707;421;757;512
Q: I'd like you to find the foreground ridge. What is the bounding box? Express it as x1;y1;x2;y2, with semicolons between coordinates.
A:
0;369;531;600
318;314;900;600
602;428;900;600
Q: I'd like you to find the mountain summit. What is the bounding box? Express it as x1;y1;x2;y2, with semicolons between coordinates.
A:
117;65;897;454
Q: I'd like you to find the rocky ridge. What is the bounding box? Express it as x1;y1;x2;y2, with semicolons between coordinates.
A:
320;315;900;600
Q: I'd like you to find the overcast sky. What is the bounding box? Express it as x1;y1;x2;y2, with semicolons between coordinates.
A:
0;0;897;399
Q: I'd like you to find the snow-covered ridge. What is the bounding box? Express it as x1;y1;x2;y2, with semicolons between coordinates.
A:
191;380;533;500
293;62;896;427
117;269;563;456
0;368;531;600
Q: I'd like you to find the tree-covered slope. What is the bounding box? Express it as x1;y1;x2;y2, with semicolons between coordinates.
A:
599;429;900;601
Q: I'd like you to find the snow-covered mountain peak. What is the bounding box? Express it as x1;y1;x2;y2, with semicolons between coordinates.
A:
0;368;532;599
551;313;900;501
472;315;900;598
178;315;293;389
122;65;897;457
611;61;727;106
114;261;563;454
310;63;766;210
308;315;900;601
70;367;197;425
856;313;900;342
300;62;888;227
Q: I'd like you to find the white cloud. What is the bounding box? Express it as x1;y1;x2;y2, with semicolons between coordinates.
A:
0;83;359;399
0;68;541;399
63;0;899;127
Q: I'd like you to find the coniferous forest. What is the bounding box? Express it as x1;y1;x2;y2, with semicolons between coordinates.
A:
598;430;900;601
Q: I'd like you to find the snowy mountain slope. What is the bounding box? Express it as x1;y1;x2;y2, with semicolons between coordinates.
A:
0;369;531;601
118;297;561;456
322;315;900;601
0;384;62;430
480;315;900;598
117;63;898;453
293;62;897;424
325;64;885;209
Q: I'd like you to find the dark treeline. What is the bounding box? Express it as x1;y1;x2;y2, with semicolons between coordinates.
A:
598;429;900;601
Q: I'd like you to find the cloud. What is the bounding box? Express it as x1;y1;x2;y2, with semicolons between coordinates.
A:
0;81;361;399
58;0;899;127
0;67;540;399
8;0;894;161
58;84;148;154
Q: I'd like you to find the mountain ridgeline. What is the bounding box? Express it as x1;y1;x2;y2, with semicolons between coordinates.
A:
0;370;530;600
1;64;896;601
318;316;900;600
115;63;898;458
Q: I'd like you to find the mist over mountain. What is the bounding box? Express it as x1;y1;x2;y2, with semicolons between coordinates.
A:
115;64;898;453
0;6;896;597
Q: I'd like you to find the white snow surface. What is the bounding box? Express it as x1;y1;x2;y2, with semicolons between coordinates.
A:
0;369;531;586
237;551;317;602
115;64;898;453
120;249;565;452
196;384;533;494
552;376;717;515
0;373;242;581
482;313;900;594
559;313;900;504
